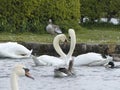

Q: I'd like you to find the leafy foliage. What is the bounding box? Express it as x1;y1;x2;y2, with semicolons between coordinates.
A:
80;0;120;23
0;0;80;33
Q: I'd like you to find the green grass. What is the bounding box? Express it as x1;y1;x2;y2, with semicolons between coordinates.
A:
0;23;120;44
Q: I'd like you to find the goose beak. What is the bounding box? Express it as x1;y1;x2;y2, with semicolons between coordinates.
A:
25;71;34;80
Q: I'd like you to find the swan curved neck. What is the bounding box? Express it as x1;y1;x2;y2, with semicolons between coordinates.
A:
53;36;66;58
11;72;19;90
67;32;76;58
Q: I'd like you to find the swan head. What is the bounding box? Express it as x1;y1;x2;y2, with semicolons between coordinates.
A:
12;64;34;79
104;61;115;68
68;29;76;39
54;34;68;45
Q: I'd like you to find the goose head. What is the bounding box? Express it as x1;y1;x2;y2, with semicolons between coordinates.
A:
12;64;34;79
48;19;52;24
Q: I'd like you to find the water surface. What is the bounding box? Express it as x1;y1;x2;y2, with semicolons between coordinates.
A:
0;58;120;90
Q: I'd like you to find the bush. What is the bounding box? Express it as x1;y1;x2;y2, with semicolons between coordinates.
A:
0;0;81;33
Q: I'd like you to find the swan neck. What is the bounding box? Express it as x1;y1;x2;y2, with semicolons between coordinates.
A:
53;36;66;58
11;72;19;90
67;33;76;58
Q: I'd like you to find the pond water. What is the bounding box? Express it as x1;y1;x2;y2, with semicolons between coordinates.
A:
1;58;120;90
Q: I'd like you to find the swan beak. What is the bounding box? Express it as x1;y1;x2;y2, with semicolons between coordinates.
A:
25;71;34;80
24;68;34;80
63;39;68;46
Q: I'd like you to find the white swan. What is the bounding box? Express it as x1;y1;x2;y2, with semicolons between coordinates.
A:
32;29;76;67
54;29;114;67
74;52;113;66
0;42;32;58
54;29;76;65
11;64;34;90
32;34;67;67
46;19;62;35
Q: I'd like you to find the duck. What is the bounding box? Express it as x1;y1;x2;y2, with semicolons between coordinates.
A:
54;59;74;77
32;34;67;67
11;64;34;90
0;42;32;58
46;19;62;35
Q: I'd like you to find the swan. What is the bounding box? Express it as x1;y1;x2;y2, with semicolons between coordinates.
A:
0;42;32;58
54;29;76;65
32;29;76;67
11;64;34;90
74;52;113;66
32;34;67;67
46;19;62;35
54;29;114;67
54;59;75;77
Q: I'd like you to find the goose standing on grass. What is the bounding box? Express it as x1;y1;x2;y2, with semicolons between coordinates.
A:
11;64;34;90
46;19;62;35
0;42;32;58
32;34;67;67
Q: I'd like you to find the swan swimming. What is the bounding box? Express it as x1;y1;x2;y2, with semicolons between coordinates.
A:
11;64;34;90
32;34;67;67
0;42;32;58
46;19;62;35
54;29;114;67
74;52;113;66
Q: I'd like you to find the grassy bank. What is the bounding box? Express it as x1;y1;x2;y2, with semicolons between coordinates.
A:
0;23;120;44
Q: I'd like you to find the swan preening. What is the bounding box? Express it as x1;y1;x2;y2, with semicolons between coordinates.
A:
11;64;34;90
0;42;32;58
46;19;62;35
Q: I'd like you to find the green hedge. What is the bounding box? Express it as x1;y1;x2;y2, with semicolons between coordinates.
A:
0;0;80;33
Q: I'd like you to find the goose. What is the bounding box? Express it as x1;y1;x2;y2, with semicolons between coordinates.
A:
0;42;32;58
54;59;74;77
46;19;62;35
54;29;114;67
11;64;34;90
32;34;67;67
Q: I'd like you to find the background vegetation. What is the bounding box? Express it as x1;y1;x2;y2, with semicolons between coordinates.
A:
0;0;80;33
0;0;120;43
80;0;120;23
